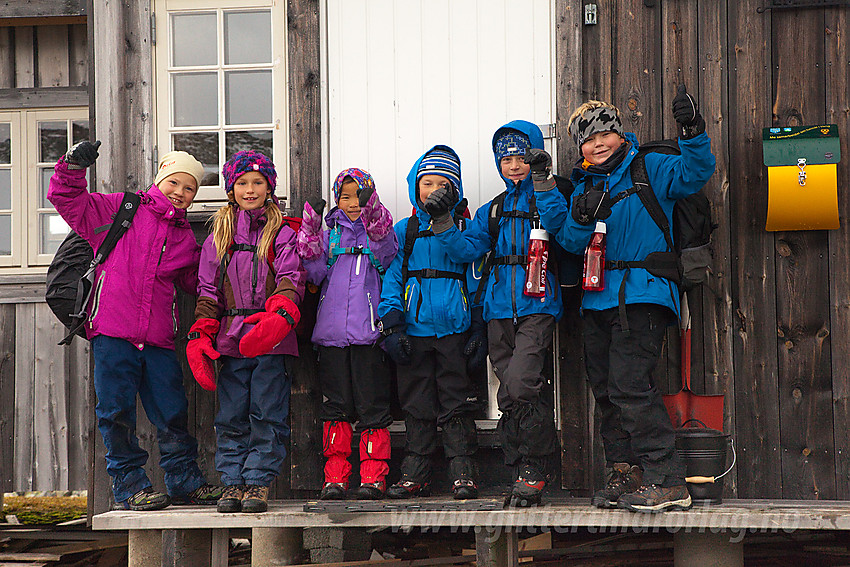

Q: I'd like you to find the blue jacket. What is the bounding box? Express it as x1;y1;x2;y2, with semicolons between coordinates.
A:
433;120;563;323
536;131;716;316
378;145;471;337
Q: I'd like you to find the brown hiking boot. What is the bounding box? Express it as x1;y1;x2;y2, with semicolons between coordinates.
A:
591;463;642;509
617;484;692;513
241;485;270;513
217;485;244;513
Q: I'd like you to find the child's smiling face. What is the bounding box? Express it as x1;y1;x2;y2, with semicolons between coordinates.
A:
580;131;625;166
500;155;531;184
232;171;270;210
158;172;198;209
337;180;361;221
418;174;451;204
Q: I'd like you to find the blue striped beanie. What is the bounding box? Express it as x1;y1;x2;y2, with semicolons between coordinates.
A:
494;132;531;160
417;148;461;190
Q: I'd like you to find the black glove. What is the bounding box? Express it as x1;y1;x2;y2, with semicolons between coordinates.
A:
672;85;706;139
423;185;459;234
65;140;101;169
380;310;412;366
307;195;326;216
463;307;488;373
524;148;556;192
357;185;374;208
571;183;612;226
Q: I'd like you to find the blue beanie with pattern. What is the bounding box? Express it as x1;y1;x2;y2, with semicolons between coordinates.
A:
417;148;461;191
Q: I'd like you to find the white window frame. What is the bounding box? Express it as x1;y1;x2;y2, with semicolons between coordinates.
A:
153;0;289;213
0;107;88;274
27;108;89;267
0;111;22;268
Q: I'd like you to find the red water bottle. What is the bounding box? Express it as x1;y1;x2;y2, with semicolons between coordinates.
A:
582;221;607;291
524;228;549;297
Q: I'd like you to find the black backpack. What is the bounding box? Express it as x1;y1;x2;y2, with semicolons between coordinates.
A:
627;139;715;292
46;191;141;345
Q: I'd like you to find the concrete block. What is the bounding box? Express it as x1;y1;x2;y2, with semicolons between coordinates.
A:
309;546;371;564
303;527;371;551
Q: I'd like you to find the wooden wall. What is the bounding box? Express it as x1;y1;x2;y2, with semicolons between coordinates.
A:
0;23;88;89
553;0;850;500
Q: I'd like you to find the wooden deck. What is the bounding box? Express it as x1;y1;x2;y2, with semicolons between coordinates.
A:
92;498;850;566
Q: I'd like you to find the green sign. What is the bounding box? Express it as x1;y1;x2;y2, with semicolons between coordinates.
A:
763;124;840;167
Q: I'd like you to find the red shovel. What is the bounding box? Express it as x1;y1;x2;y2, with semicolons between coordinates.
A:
662;293;725;432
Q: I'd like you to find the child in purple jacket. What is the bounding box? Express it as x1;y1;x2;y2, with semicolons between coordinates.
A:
297;168;398;500
48;143;222;511
187;150;305;513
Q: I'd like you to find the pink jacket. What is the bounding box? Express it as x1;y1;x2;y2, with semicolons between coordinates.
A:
48;158;200;350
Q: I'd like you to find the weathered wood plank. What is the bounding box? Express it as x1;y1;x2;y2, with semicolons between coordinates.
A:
0;305;15;494
0;1;86;19
13;26;34;88
772;7;835;501
728;0;782;499
554;0;589;493
32;303;69;490
36;25;70;87
66;336;90;490
697;0;735;496
287;0;323;492
580;0;613;103
67;23;87;87
13;303;36;490
90;0;156;516
0;28;15;89
0;86;88;109
826;6;850;500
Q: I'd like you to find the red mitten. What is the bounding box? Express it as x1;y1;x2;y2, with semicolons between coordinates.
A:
186;318;221;391
239;294;301;358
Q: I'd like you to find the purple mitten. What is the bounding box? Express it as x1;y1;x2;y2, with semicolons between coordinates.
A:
360;190;393;241
296;199;324;259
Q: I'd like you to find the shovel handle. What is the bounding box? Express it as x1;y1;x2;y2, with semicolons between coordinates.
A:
685;475;716;484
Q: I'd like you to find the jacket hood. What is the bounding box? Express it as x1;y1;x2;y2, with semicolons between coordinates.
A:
571;131;640;185
406;145;464;217
491;120;544;191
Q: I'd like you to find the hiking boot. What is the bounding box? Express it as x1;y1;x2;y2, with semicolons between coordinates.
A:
617;484;692;513
217;485;244;513
386;479;431;499
171;483;224;506
241;485;270;513
119;487;171;511
506;465;546;508
452;478;479;500
353;481;386;500
319;482;348;500
591;463;643;509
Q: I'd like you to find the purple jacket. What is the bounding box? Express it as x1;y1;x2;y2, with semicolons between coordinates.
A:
48;158;200;351
302;208;398;347
196;208;305;357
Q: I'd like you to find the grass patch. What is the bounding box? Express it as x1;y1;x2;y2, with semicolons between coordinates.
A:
1;495;87;525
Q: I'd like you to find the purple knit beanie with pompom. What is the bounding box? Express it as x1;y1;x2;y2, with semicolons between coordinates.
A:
221;150;277;195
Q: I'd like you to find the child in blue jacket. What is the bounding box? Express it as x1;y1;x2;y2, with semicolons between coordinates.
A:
422;122;563;507
528;86;716;513
378;146;481;500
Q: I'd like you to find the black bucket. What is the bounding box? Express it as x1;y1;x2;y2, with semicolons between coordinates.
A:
674;420;733;505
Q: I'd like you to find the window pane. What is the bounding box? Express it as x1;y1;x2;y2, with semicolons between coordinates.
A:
0;169;11;209
40;213;69;255
0;123;10;164
225;71;271;125
172;13;217;67
39;121;68;162
72;121;90;144
225;130;272;162
40;167;54;208
0;214;10;255
172;73;218;127
173;132;220;186
224;10;271;65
